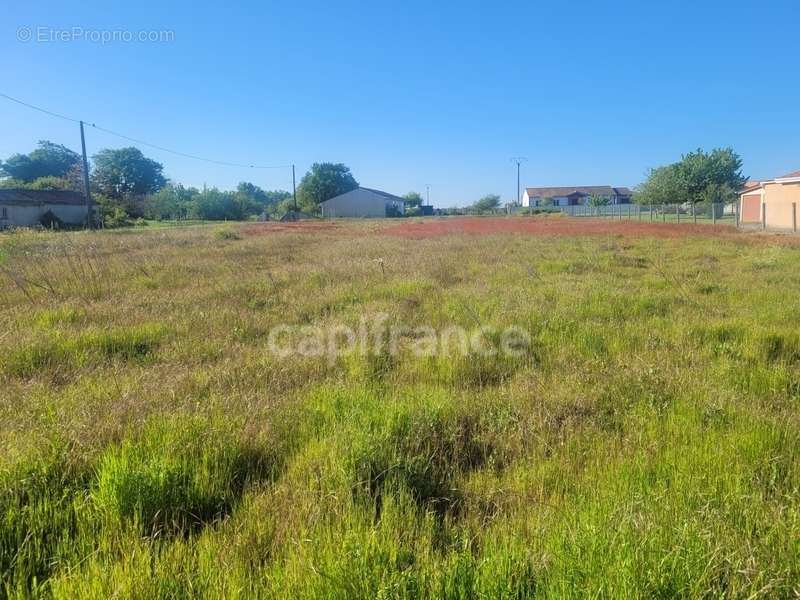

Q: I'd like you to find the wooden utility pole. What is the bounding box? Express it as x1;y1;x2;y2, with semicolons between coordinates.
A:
510;157;527;207
79;120;92;228
292;164;297;212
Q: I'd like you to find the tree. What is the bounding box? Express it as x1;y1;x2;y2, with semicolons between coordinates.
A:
262;189;292;206
232;182;265;217
296;163;358;210
587;194;610;206
144;183;198;220
635;165;688;205
0;176;72;190
236;182;268;205
403;191;424;216
190;188;239;220
680;148;745;203
403;191;423;208
472;194;501;214
0;141;81;182
262;190;292;214
232;182;292;218
91;147;167;200
636;148;746;205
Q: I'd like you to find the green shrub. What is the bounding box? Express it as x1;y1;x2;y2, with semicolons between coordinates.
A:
214;228;241;241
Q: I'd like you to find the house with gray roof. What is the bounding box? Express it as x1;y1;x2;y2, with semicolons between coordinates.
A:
522;185;633;207
0;189;89;228
320;187;405;218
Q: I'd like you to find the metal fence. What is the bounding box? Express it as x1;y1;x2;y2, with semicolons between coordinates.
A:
517;202;739;226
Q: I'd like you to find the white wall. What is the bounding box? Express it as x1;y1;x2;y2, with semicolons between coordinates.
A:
0;203;88;227
522;191;538;207
522;193;571;207
321;189;392;218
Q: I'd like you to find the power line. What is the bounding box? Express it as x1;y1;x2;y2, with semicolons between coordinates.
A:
0;92;292;170
89;123;291;169
0;92;80;123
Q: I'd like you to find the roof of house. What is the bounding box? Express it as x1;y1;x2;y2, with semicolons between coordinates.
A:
0;189;87;206
321;187;406;205
740;180;762;192
357;187;407;203
525;185;630;198
739;170;800;194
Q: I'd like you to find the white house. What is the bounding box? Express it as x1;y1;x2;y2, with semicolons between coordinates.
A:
0;190;89;228
521;185;633;208
320;187;405;218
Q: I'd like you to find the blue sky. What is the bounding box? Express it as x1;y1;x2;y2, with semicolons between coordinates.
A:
2;0;798;206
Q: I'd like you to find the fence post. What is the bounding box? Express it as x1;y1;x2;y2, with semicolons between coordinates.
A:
677;204;680;224
662;205;666;223
735;201;740;228
650;204;653;222
638;205;641;221
762;202;766;231
692;203;696;224
793;203;797;232
712;203;716;225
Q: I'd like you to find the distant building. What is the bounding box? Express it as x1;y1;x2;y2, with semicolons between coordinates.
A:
0;189;89;228
522;185;633;207
320;187;405;218
419;205;435;216
739;169;800;229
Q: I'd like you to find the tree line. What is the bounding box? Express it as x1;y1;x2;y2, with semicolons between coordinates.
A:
1;141;746;225
0;140;513;223
0;142;388;225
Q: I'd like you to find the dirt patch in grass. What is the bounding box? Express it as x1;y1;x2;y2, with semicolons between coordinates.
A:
381;217;743;240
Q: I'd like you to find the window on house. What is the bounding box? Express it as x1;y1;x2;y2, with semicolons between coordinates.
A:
1;207;7;220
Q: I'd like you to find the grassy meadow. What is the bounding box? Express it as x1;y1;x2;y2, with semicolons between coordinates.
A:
0;220;798;598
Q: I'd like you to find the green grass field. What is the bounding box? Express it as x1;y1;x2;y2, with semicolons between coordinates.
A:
1;220;798;598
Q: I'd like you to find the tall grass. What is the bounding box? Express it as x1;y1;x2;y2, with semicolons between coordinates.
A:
0;223;798;598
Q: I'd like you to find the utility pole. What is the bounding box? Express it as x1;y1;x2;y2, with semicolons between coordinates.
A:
426;184;430;206
79;121;92;228
292;164;297;212
510;157;527;207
